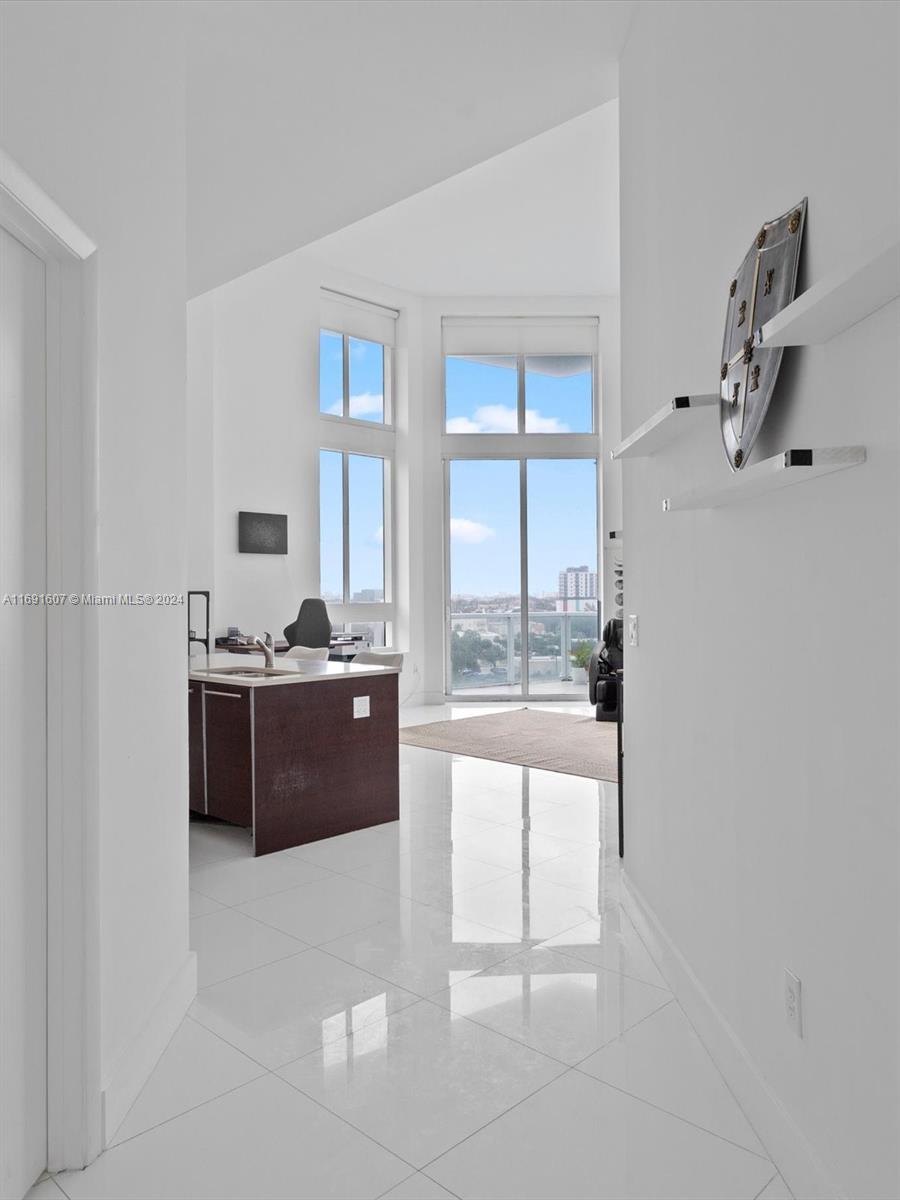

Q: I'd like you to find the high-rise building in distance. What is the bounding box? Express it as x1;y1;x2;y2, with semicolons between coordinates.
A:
557;565;598;613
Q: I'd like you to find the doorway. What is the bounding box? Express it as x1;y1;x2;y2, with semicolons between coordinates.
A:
445;456;600;699
0;156;100;1193
0;223;48;1199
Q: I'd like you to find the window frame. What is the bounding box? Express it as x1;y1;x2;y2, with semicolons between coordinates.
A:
442;450;601;701
317;444;395;647
319;328;394;430
443;352;596;436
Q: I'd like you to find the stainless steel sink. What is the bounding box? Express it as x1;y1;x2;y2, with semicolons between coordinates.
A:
206;666;293;678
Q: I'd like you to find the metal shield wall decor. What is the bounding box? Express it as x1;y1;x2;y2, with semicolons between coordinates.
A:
720;199;807;470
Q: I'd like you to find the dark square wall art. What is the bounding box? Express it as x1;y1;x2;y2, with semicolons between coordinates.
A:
238;511;288;554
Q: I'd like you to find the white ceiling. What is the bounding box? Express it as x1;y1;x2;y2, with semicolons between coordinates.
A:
186;0;634;297
302;103;619;296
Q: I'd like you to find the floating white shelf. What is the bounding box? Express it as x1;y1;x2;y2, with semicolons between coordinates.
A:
662;446;866;512
758;234;899;347
610;394;718;461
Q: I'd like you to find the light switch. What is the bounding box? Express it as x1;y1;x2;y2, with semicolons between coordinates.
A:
353;695;370;719
627;614;639;647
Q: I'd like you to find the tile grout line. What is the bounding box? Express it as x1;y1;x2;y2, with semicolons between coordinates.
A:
753;1171;781;1200
414;1061;584;1180
96;1074;268;1155
60;1046;422;1189
573;1067;775;1164
185;746;654;1194
374;1170;464;1200
277;1022;549;1185
132;745;616;1195
189;854;347;906
614;890;782;1172
193;938;311;992
618;893;781;1162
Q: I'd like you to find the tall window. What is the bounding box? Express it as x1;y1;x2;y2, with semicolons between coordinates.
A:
319;449;387;599
318;290;397;647
442;315;600;698
319;330;390;425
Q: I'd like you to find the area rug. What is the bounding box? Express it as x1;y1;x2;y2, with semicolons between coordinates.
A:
400;708;618;782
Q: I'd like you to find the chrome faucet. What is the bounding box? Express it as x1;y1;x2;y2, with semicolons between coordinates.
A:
253;631;275;668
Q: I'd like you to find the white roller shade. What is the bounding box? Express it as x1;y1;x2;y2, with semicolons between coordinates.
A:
320;288;398;347
442;315;599;357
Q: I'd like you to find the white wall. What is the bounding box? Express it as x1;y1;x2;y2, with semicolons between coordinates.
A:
0;0;191;1142
618;4;899;1197
187;296;216;640
186;253;428;702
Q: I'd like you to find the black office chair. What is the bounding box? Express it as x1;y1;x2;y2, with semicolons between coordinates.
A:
283;598;332;649
589;617;623;722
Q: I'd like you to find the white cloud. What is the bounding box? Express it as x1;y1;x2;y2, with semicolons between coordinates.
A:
525;409;569;433
450;517;496;544
348;392;384;418
374;524;384;544
445;415;483;433
445;404;569;434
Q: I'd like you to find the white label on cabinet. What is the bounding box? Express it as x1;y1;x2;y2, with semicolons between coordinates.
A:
353;695;370;719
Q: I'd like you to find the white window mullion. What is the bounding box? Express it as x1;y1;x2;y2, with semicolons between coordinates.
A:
517;354;526;434
341;451;351;604
341;334;350;420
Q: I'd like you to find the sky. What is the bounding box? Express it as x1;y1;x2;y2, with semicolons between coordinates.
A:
446;357;597;597
319;449;385;601
319;337;597;601
445;355;593;433
319;332;387;601
449;456;597;597
320;331;385;421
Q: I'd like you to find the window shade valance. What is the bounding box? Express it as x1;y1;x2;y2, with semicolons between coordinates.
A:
320;288;398;347
441;315;599;357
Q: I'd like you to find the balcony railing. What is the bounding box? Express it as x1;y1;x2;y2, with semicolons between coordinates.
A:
449;610;599;694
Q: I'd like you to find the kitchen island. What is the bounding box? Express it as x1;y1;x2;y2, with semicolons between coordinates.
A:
188;653;400;856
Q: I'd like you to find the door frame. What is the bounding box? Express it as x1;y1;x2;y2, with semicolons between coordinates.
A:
442;451;602;701
0;149;102;1172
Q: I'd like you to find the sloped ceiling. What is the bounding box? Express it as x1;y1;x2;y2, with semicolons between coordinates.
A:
302;103;619;296
187;0;634;296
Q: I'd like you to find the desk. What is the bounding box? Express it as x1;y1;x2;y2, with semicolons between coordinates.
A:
213;637;368;661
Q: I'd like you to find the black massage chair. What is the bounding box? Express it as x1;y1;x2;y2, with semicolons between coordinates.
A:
589;617;623;722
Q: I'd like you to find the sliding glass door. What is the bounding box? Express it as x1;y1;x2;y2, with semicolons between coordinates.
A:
446;457;599;699
526;458;599;695
447;460;522;695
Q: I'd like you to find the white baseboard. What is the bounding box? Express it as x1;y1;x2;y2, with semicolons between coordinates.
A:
100;951;197;1146
621;876;843;1200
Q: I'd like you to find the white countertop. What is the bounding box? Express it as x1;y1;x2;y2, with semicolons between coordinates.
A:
189;652;398;688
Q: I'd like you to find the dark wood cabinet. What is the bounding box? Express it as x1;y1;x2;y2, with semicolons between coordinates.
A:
203;683;253;827
188;685;205;813
188;670;399;855
253;673;399;855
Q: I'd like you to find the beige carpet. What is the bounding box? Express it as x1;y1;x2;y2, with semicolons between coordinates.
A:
400;708;618;782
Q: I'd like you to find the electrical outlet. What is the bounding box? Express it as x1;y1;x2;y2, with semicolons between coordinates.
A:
627;614;639;647
353;695;370;719
784;969;803;1038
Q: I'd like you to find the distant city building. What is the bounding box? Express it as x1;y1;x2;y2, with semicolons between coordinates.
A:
557;565;598;613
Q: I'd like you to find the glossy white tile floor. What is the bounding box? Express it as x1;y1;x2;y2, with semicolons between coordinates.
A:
38;703;792;1200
